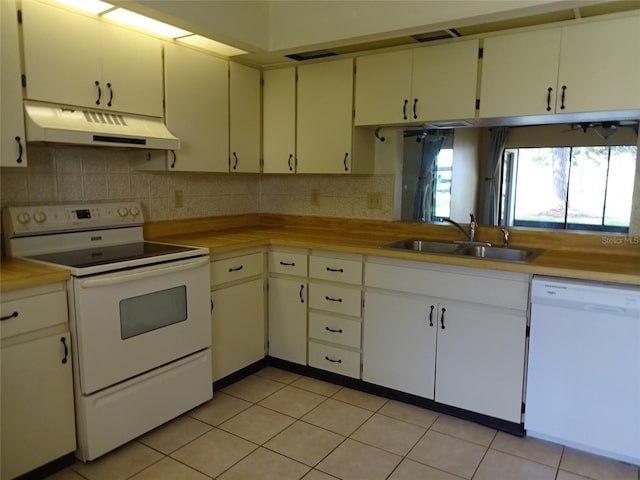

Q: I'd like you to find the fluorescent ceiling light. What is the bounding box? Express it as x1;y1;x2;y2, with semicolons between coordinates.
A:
51;0;113;15
103;8;191;38
178;35;247;57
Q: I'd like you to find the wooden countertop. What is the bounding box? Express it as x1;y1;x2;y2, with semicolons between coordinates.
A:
1;257;70;293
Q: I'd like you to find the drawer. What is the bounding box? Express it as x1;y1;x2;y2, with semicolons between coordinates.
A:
309;283;361;317
269;251;308;277
210;253;264;287
309;312;361;349
1;288;68;340
308;342;360;379
309;255;362;285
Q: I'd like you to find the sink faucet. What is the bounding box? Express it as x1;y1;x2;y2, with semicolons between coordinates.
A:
500;228;510;247
440;214;477;242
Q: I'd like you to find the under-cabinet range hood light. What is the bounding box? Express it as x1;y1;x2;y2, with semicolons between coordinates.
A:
24;101;180;150
102;8;191;38
50;0;113;15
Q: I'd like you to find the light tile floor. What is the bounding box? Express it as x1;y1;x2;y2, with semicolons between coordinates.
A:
47;367;640;480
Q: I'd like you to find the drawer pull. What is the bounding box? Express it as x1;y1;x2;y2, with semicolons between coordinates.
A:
1;311;19;321
228;265;244;272
325;326;343;334
325;356;342;364
280;261;296;266
326;267;344;273
325;296;343;303
61;337;69;364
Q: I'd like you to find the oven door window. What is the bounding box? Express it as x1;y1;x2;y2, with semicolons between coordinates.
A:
119;285;187;339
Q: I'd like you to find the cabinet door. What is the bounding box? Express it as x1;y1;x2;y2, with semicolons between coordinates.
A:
164;43;229;172
412;40;479;122
354;50;412;126
557;16;640;113
230;63;261;173
297;58;354;173
211;279;265;381
263;68;296;173
1;0;27;167
101;23;163;117
22;1;102;109
1;333;76;480
268;277;307;364
479;28;562;118
434;301;526;422
362;291;437;399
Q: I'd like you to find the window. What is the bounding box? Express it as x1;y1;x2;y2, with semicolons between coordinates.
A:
500;145;637;232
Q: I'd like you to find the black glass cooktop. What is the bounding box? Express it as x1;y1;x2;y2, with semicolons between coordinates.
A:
30;242;199;269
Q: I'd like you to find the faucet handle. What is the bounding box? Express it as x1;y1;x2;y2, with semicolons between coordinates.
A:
500;227;510;247
469;213;476;224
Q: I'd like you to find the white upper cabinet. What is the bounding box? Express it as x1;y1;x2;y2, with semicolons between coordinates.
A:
229;62;261;173
1;0;27;167
297;58;356;174
355;40;479;125
480;15;640;118
263;68;296;174
21;1;163;117
164;42;229;172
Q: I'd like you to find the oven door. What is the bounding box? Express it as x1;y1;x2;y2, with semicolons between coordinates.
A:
70;256;211;395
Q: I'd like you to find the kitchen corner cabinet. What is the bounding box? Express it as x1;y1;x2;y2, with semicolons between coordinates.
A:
363;258;529;423
268;249;309;364
21;0;163;117
297;59;374;174
210;250;266;382
479;15;640;118
229;63;261;173
1;0;27;167
1;282;75;480
354;40;479;126
263;68;297;174
163;42;229;172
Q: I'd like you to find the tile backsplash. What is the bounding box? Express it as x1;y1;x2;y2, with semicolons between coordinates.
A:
0;146;395;222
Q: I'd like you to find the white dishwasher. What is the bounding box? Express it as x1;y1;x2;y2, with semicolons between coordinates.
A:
526;276;640;465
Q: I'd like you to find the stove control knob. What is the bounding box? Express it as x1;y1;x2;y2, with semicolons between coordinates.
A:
17;212;31;224
129;206;140;217
117;207;129;217
34;212;47;223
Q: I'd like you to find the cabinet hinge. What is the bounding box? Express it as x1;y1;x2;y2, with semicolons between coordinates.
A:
526;325;531;338
475;99;480;110
21;74;26;88
17;9;22;24
521;402;526;414
478;47;483;59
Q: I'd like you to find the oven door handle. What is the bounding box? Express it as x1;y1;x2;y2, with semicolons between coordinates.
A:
79;256;209;288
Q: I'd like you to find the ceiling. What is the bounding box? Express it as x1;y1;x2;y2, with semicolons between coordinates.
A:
111;0;640;67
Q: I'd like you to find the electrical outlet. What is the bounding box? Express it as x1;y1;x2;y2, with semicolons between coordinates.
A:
311;189;320;205
367;192;383;210
174;190;184;208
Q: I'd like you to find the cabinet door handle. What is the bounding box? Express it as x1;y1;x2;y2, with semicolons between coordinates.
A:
95;80;101;105
0;311;18;321
343;152;349;172
325;326;343;333
107;82;113;107
560;85;567;110
287;154;293;172
228;265;244;272
280;261;295;266
440;307;446;329
60;337;69;364
403;99;408;120
299;284;305;303
428;305;434;327
15;136;23;164
211;299;214;313
232;152;239;170
170;150;177;168
325;295;342;303
326;267;344;273
413;98;418;119
325;356;342;364
546;87;553;112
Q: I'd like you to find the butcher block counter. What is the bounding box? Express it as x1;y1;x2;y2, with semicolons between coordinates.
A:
0;257;70;292
145;214;640;286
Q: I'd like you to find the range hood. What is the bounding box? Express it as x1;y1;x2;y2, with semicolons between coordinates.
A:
24;101;180;150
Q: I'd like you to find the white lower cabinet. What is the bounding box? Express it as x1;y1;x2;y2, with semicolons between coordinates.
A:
210;250;266;382
1;283;75;479
363;257;529;423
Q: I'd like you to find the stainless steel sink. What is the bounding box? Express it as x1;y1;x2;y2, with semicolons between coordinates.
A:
382;239;542;263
